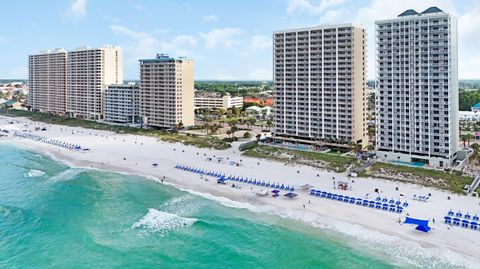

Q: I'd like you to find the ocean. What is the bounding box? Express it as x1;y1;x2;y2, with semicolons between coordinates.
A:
0;143;472;269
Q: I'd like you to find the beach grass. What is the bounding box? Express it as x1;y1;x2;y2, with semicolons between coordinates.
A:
242;144;358;172
359;162;473;194
0;109;231;150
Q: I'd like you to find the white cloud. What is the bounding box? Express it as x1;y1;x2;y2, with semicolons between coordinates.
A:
133;3;145;11
110;24;197;63
203;15;219;22
249;68;271;80
8;66;27;78
67;0;87;18
287;0;346;16
247;35;271;52
199;28;244;49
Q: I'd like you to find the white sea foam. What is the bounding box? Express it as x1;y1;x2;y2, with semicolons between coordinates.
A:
48;168;86;182
131;208;197;236
179;188;480;269
24;169;46;178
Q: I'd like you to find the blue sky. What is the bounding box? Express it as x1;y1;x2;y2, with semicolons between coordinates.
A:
0;0;479;80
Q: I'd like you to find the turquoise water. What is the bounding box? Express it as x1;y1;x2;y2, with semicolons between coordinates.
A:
0;143;463;269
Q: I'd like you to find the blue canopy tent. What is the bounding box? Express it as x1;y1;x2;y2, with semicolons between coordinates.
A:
404;217;431;233
284;192;298;199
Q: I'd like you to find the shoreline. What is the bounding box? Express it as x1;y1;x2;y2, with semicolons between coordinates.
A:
2;116;480;267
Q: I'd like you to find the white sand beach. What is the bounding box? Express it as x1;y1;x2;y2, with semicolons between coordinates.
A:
1;115;480;266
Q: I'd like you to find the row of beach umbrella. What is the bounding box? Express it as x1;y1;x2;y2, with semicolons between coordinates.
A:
447;210;479;221
445;210;479;231
175;164;295;192
221;175;295;192
309;189;404;214
14;132;82;151
174;164;224;178
375;196;409;207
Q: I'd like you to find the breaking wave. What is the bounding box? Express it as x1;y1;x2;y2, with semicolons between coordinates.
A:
131;208;197;237
48;168;86;182
24;169;46;178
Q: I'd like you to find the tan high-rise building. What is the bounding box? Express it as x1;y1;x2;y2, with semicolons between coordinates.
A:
28;49;67;115
273;24;367;146
66;46;123;119
139;54;194;129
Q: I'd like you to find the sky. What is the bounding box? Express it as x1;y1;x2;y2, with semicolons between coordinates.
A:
0;0;479;80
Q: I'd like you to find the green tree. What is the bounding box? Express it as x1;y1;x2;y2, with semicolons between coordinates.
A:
460;134;468;147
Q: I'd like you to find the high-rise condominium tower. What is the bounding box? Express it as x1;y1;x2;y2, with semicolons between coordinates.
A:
28;49;67;115
66;46;123;119
139;54;194;129
272;24;367;146
375;7;458;168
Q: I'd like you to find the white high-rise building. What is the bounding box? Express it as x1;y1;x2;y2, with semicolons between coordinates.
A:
28;49;67;115
273;24;367;146
139;54;194;129
375;7;459;168
104;84;140;124
66;46;123;119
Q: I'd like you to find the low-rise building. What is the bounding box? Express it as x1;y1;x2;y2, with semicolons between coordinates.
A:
194;92;243;109
104;84;140;124
244;97;273;106
246;105;272;118
472;102;480;112
2;100;24;110
459;111;480;122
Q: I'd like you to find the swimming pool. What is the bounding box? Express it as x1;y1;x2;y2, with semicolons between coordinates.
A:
392;161;426;167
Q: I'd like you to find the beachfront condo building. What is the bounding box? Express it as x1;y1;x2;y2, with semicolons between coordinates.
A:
66;46;123;120
28;49;67;115
139;54;194;129
194;92;243;110
375;7;459;168
104;84;140;124
272;24;367;146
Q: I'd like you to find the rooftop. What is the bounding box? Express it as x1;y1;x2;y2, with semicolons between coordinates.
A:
139;53;191;64
397;6;445;17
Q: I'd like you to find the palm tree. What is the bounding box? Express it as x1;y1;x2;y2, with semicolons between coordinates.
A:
247;118;256;130
466;133;474;147
176;121;184;131
460;134;468;148
209;123;221;135
266;120;273;131
367;144;375;152
470;143;480;164
229;126;238;138
226;130;232;138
